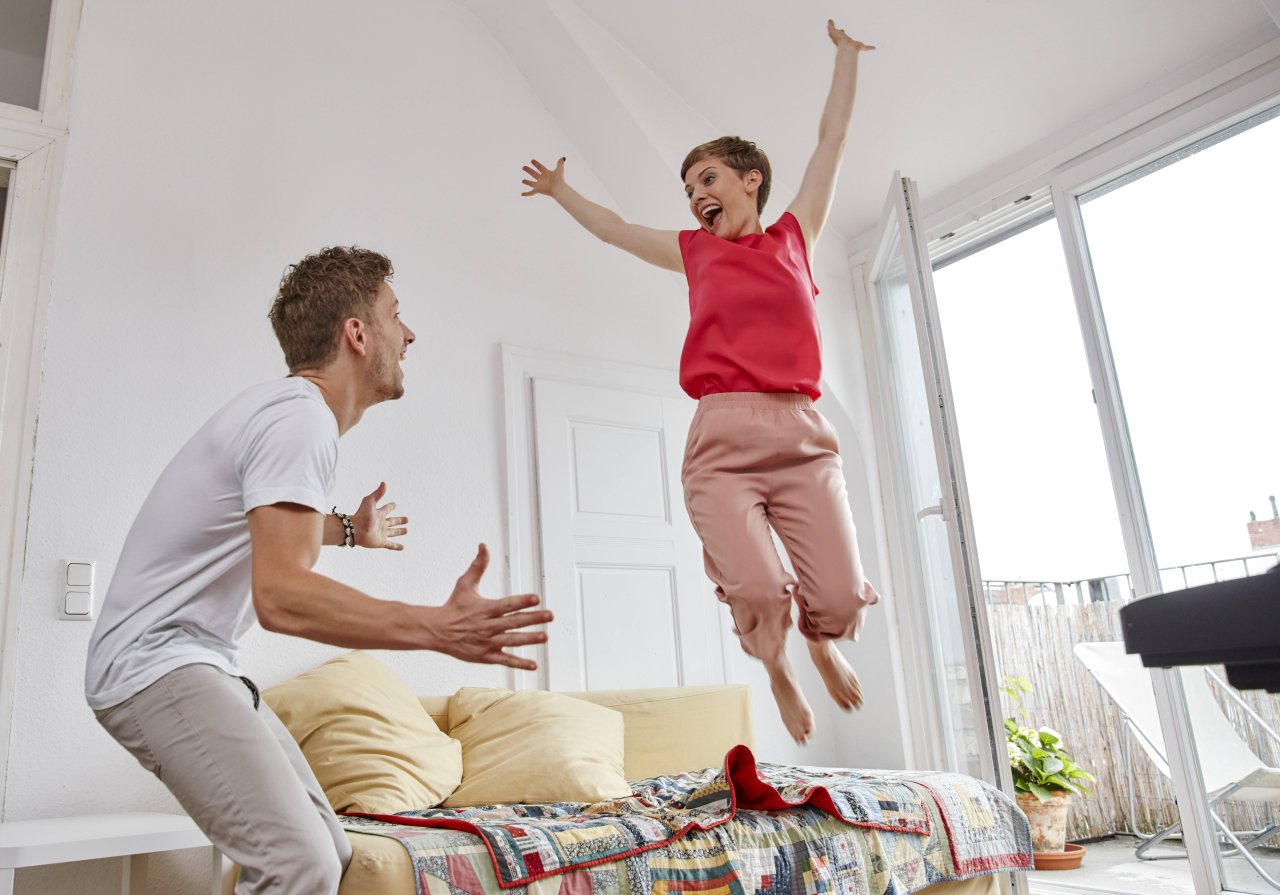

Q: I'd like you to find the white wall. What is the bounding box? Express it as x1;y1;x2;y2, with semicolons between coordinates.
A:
4;1;688;891
3;0;895;891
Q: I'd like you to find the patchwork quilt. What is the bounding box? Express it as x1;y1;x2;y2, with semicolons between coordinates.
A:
342;745;1031;895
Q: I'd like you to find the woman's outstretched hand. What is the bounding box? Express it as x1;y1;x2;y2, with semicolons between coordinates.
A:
521;157;566;198
827;19;875;53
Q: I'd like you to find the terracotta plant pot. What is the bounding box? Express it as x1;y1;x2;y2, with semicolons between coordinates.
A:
1032;842;1086;871
1016;791;1072;852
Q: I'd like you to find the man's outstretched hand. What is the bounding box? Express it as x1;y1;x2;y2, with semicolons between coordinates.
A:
431;544;552;671
352;481;409;550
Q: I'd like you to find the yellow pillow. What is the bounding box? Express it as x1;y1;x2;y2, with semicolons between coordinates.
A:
444;687;630;807
568;685;753;778
263;651;462;813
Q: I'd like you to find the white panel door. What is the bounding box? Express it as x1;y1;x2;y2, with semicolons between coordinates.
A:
532;378;722;692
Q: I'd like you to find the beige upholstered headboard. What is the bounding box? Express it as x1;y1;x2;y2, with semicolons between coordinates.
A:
420;684;753;780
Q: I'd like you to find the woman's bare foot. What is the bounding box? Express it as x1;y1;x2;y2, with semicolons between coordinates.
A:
807;639;863;711
764;655;815;745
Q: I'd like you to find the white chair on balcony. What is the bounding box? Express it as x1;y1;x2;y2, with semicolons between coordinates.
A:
1074;640;1280;889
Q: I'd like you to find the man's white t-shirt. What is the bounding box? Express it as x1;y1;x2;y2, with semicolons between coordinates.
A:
85;377;339;711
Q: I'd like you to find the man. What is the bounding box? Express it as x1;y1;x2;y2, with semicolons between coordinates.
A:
85;246;551;893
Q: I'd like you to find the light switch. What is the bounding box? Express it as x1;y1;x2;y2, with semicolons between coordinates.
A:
67;562;93;587
65;591;91;616
63;560;96;620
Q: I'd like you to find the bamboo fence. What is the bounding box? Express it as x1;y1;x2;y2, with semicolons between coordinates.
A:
985;600;1280;844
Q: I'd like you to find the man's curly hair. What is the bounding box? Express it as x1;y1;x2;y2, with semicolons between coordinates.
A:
269;246;393;371
680;136;772;214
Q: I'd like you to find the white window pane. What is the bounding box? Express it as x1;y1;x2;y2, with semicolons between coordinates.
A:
933;218;1130;584
0;0;52;110
1081;108;1280;577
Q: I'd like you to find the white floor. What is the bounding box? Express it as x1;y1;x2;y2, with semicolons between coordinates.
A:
1028;836;1280;894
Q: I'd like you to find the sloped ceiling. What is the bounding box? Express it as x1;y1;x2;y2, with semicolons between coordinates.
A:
467;0;1276;246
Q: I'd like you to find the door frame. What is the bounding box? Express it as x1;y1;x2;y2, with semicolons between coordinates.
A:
501;345;697;692
0;0;83;816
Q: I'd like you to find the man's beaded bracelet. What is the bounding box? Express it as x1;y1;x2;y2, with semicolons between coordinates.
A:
331;507;356;547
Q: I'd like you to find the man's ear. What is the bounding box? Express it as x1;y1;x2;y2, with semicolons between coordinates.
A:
342;317;369;356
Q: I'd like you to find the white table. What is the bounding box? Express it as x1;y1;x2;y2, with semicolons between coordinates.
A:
0;812;221;895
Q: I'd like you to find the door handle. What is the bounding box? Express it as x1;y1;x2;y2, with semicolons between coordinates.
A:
916;502;946;522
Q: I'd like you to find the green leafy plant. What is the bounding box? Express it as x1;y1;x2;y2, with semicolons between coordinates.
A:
1000;675;1096;802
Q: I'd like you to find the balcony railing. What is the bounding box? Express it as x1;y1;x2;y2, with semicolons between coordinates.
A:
983;551;1280;606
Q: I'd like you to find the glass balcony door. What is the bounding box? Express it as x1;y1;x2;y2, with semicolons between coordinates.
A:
1072;104;1280;895
868;174;1013;801
927;207;1172;895
872;102;1280;895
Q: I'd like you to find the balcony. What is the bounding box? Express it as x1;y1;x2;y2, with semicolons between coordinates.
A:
978;553;1280;892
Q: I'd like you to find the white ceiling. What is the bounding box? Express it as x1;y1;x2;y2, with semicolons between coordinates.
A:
495;0;1277;242
5;1;1272;243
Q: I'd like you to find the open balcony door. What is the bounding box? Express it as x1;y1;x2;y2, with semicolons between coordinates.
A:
866;174;1025;895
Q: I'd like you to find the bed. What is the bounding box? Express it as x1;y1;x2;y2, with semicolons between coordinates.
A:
257;670;1032;895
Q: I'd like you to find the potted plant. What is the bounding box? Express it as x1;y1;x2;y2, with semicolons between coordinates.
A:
1001;675;1096;870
